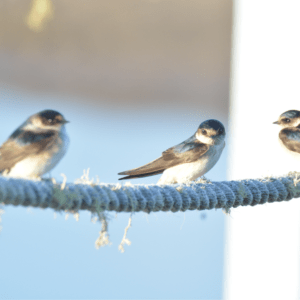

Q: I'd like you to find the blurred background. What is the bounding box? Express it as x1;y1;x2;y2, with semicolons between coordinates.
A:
0;0;232;299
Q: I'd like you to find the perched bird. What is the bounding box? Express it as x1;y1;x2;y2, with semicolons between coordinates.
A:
0;109;70;179
118;119;226;184
273;110;300;155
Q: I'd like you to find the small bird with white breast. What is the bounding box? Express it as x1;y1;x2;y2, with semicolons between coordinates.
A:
118;119;226;184
273;110;300;155
0;109;70;179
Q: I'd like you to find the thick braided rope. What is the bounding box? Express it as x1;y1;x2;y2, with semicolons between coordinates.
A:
1;173;300;213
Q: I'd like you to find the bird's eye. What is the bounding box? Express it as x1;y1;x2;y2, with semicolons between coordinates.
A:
283;118;291;123
202;129;207;135
219;129;223;134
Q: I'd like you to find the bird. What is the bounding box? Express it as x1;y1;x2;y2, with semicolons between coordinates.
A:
0;109;70;179
273;110;300;155
118;119;226;184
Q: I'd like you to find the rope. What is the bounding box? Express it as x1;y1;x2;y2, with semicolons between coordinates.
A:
1;172;300;213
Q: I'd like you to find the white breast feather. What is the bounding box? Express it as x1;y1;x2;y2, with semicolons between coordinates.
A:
158;141;225;184
7;126;69;178
278;136;300;160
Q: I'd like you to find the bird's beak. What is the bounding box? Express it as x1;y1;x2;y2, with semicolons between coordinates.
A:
62;120;70;124
273;121;279;125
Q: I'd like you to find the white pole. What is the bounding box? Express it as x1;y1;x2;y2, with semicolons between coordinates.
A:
225;1;300;299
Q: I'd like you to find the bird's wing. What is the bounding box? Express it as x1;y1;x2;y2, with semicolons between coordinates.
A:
118;135;209;180
279;128;300;153
0;129;58;172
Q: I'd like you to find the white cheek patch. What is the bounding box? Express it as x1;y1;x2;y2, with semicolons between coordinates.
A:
22;123;38;131
196;132;214;145
294;119;300;127
23;122;60;132
41;125;61;131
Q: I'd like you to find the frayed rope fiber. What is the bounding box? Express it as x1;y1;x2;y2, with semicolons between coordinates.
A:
1;173;300;213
